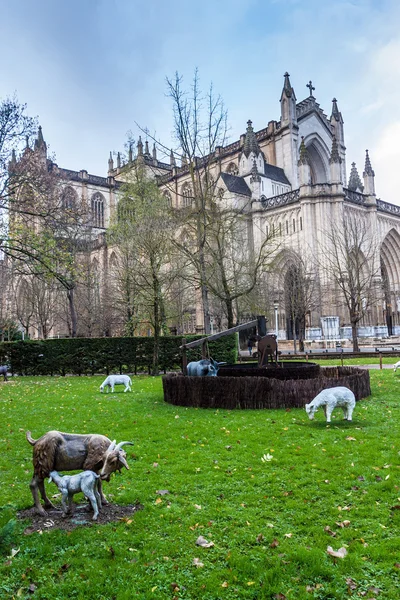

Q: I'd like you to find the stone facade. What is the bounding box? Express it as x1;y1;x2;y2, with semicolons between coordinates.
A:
7;73;400;340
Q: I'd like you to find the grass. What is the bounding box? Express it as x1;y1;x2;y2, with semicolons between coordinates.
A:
0;367;400;599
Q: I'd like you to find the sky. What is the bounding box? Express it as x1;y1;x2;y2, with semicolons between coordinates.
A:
1;0;399;203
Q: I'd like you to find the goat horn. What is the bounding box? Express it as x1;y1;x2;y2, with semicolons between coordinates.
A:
118;455;130;470
115;441;134;452
107;440;117;452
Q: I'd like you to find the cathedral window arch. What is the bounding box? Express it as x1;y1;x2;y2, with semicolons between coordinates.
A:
181;183;192;207
163;190;172;206
300;216;303;231
293;219;296;233
61;186;77;210
286;221;289;234
91;192;105;228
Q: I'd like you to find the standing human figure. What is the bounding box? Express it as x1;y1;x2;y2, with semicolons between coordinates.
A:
247;339;253;356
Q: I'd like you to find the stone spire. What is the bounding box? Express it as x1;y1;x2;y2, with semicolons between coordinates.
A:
144;140;150;156
137;136;143;156
329;136;342;184
8;149;17;173
117;152;121;169
34;125;47;155
108;152;114;173
281;72;294;99
363;150;375;195
298;137;310;165
243;120;261;157
331;98;341;122
250;158;261;183
170;149;176;167
298;137;311;187
329;136;341;164
128;143;133;163
363;149;374;177
152;143;157;162
348;162;364;192
181;153;188;166
280;72;297;127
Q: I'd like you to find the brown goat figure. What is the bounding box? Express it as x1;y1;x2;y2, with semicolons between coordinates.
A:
26;430;133;516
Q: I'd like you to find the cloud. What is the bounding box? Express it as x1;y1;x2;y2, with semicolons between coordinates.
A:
372;121;400;203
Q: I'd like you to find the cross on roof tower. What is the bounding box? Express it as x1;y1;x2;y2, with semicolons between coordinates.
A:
306;80;315;97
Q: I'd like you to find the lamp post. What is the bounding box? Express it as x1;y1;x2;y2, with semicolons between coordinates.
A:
273;300;279;339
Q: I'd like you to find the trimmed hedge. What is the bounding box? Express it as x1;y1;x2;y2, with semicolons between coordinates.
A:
0;334;237;376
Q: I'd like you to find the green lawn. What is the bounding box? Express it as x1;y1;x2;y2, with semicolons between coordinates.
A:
1;370;400;599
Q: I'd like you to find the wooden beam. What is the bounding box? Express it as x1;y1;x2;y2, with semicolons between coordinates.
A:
180;320;258;350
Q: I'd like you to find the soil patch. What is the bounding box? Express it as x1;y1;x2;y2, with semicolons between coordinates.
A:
18;502;142;533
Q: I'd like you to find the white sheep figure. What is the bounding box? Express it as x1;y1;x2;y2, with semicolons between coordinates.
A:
393;360;400;372
100;374;132;393
49;470;102;520
305;386;356;423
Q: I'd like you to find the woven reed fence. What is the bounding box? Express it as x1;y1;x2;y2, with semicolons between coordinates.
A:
162;366;371;410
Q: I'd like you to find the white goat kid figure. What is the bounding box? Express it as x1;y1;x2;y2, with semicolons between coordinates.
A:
49;470;102;520
305;386;356;423
393;360;400;372
100;375;132;393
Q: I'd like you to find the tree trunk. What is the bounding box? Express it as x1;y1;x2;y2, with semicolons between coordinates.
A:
351;322;359;352
67;288;77;338
152;272;161;376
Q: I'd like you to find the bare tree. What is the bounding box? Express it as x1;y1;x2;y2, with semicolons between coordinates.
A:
178;194;279;329
165;70;228;334
283;254;320;352
321;211;381;352
108;166;177;373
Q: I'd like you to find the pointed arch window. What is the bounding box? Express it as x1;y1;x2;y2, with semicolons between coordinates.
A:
61;186;77;210
181;183;193;208
91;192;105;228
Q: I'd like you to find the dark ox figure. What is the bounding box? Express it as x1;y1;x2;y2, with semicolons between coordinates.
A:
0;365;9;381
26;430;133;516
187;358;225;377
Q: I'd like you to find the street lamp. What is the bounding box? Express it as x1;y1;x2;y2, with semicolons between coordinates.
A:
273;300;279;339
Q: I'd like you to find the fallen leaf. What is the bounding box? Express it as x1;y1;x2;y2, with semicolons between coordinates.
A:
358;476;365;481
270;539;279;548
261;453;273;462
274;594;287;600
247;581;255;586
346;436;356;441
336;520;351;528
346;577;357;590
368;586;381;595
194;504;202;510
153;462;159;468
7;547;20;559
324;526;337;537
155;498;162;505
256;533;264;543
284;533;293;538
28;583;37;593
156;490;169;495
327;546;347;558
221;581;228;588
192;557;204;568
196;535;214;548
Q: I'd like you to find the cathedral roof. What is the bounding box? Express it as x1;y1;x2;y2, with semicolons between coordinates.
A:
263;162;291;185
220;172;251;197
